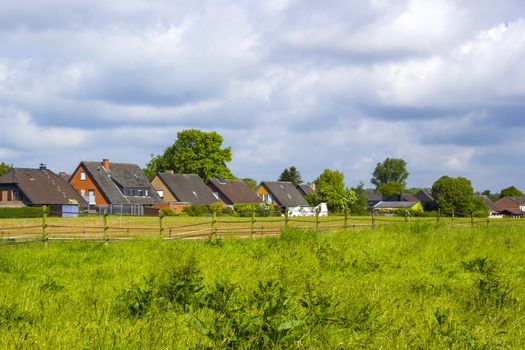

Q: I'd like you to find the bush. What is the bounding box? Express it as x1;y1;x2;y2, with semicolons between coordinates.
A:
0;206;43;218
159;207;177;217
182;204;209;217
233;204;255;217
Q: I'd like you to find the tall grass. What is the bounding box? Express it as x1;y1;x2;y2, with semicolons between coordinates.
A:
1;224;525;348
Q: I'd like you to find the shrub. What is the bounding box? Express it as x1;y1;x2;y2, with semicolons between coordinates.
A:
0;206;43;218
159;207;177;217
182;204;209;217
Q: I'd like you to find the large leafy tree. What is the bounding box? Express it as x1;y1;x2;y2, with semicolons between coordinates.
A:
242;178;257;191
499;186;524;198
431;176;486;216
371;158;409;193
145;129;233;181
0;162;12;176
278;166;303;185
314;169;357;212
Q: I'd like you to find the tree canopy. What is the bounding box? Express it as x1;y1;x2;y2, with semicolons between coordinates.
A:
499;186;524;198
278;166;303;186
431;176;486;216
0;162;12;176
242;178;257;191
377;181;404;197
371;158;409;189
314;169;357;213
145;129;233;181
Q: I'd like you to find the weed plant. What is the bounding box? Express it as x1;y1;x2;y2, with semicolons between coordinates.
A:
1;224;525;348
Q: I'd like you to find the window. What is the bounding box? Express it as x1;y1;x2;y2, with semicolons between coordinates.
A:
88;190;95;204
137;190;143;196
13;191;20;200
80;171;86;180
212;192;219;200
157;190;164;199
145;189;148;196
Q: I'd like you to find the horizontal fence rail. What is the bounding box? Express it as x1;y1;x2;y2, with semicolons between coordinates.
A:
0;205;522;244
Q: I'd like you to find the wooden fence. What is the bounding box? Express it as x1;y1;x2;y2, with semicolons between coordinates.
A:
0;206;519;244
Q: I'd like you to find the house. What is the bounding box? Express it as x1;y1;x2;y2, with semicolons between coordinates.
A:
383;193;419;202
370;201;423;214
365;190;382;207
207;178;261;206
0;164;86;216
415;189;434;203
151;173;218;209
256;181;309;208
296;184;316;198
495;196;525;217
479;195;503;218
69;159;160;213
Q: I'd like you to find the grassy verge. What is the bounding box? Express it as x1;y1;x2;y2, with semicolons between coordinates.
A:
1;224;525;348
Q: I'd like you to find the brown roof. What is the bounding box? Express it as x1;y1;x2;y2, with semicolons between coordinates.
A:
0;167;87;206
157;173;217;205
208;178;261;205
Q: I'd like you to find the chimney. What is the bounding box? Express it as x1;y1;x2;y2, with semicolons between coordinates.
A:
102;159;110;171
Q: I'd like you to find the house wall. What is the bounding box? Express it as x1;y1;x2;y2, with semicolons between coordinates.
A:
256;185;277;205
0;185;25;205
69;164;108;206
151;176;179;202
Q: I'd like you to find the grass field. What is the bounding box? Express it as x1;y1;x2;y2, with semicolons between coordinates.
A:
1;223;525;349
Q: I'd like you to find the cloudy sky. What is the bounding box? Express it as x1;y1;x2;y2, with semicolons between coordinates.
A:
1;0;524;191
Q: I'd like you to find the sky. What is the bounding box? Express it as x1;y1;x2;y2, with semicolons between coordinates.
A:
1;0;525;192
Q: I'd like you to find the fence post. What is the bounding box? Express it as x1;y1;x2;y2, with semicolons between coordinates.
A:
159;214;164;239
470;213;474;227
451;210;454;227
437;208;440;224
42;205;48;245
315;207;320;230
486;216;490;227
211;208;217;238
344;209;348;230
284;206;289;230
404;210;408;223
371;209;376;229
103;210;109;245
251;206;256;238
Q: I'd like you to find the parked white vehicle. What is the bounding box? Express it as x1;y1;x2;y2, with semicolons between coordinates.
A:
287;203;328;217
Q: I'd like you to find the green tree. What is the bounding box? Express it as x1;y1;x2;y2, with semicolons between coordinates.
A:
242;178;257;191
278;166;303;185
431;176;486;216
314;169;356;212
0;162;12;176
145;129;233;181
377;181;404;197
371;158;409;190
481;189;499;202
499;186;524;198
349;181;368;215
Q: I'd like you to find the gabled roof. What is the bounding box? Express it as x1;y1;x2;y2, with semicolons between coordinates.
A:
80;161;160;205
296;184;315;197
415;189;434;203
365;190;382;202
259;181;309;207
208;178;261;204
383;193;419;202
479;195;498;212
0;168;86;206
157;173;217;205
500;196;525;206
373;201;419;209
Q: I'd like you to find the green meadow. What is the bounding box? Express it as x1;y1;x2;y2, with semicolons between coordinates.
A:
1;224;525;349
